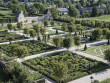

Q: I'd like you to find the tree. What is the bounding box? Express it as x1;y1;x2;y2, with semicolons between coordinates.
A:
103;28;109;36
50;21;55;26
52;61;68;83
23;28;29;37
44;20;49;28
61;23;67;31
40;28;46;35
104;49;110;62
63;37;72;50
17;22;23;30
7;23;13;31
53;37;61;48
74;35;81;49
84;44;87;50
69;6;80;18
10;44;29;58
33;2;46;14
106;30;110;45
80;0;86;7
92;28;102;40
56;29;58;34
29;30;36;39
92;6;98;17
33;25;40;35
50;7;59;18
4;61;42;83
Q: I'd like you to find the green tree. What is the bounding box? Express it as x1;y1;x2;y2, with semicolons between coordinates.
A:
17;22;23;30
50;21;55;26
92;28;102;40
29;30;36;39
74;35;81;49
63;37;72;50
106;30;110;45
44;20;49;28
52;61;68;83
10;44;29;58
53;37;61;48
104;49;110;62
69;6;80;18
23;28;29;37
61;23;67;31
40;28;46;35
92;6;98;17
80;0;86;7
50;7;59;18
33;25;40;35
7;23;13;31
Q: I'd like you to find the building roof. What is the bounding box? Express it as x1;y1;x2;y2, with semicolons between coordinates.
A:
58;8;68;12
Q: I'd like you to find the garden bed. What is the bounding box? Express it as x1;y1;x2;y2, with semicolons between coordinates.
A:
0;40;56;57
23;52;109;82
0;31;28;43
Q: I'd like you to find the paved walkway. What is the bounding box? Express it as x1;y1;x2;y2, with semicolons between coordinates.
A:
68;69;110;83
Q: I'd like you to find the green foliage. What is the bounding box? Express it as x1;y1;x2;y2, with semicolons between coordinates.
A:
104;49;110;62
74;35;81;47
52;61;68;82
17;22;23;30
50;7;59;18
3;61;42;83
0;40;56;57
69;6;80;18
7;23;13;31
53;37;62;47
29;30;36;39
23;52;108;82
92;28;102;40
63;37;72;50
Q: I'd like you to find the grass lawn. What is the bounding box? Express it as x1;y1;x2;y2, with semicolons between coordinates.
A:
23;52;109;82
81;45;110;58
78;15;110;22
100;78;110;83
0;10;13;15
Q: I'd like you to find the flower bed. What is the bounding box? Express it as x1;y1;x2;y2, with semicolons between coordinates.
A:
0;40;56;57
23;52;109;82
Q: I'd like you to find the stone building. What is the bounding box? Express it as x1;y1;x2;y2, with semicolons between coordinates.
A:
16;11;25;22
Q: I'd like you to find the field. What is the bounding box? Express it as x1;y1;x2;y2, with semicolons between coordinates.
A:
0;40;56;57
23;52;108;82
82;45;110;58
78;15;110;22
0;7;15;20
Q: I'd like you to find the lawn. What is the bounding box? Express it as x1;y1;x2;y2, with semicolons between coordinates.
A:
0;40;56;57
100;78;110;83
78;15;110;22
81;45;110;58
23;52;108;82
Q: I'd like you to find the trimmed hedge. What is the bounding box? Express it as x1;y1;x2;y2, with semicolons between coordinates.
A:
23;52;109;83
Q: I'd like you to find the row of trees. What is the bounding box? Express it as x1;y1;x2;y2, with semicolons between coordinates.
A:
52;33;81;50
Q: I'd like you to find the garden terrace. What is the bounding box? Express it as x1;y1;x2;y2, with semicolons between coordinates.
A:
0;40;56;57
0;31;28;43
23;52;109;82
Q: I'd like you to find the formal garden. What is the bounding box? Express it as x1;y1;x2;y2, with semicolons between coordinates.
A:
23;52;109;82
0;30;28;43
81;45;110;58
0;40;56;57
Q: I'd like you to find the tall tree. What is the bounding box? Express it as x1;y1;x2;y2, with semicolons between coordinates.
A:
29;30;36;39
52;61;68;83
92;6;98;17
17;22;23;30
69;6;80;18
92;28;102;40
7;23;13;31
63;37;72;50
50;7;59;18
53;37;62;48
106;30;110;45
74;35;81;49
